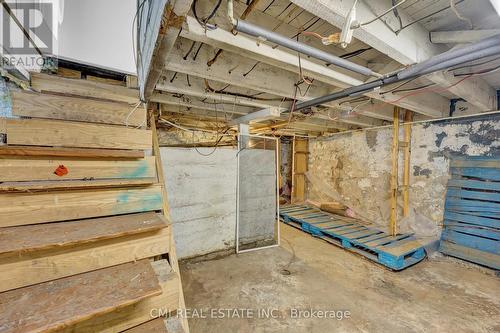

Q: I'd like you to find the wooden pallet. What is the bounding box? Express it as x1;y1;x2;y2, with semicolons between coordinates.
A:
439;157;500;270
280;205;426;270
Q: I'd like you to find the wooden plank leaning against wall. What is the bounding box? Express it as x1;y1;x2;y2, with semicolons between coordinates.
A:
0;72;188;333
291;137;308;203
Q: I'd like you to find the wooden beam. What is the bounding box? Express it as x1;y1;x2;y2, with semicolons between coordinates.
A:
0;260;161;332
390;107;400;236
0;186;163;227
0;156;156;182
11;90;146;127
140;0;193;100
0;227;170;292
402;110;413;217
290;0;498;111
430;30;500;44
5;118;152;150
0;145;144;159
229;107;282;126
151;111;190;333
151;91;255;115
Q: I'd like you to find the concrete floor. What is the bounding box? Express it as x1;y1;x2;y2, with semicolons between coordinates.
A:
180;223;499;333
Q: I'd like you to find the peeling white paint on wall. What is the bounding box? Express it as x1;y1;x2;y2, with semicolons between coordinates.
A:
307;116;500;238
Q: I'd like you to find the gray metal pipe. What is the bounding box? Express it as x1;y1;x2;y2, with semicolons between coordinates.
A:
294;38;500;112
398;33;500;80
234;19;377;78
414;45;500;77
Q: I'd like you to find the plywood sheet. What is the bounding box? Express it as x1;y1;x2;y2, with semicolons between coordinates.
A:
0;227;171;292
0;186;163;227
11;90;145;126
31;72;139;103
0;156;156;182
5;118;151;150
0;260;161;333
0;212;168;255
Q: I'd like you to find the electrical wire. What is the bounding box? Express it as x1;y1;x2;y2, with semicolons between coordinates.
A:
192;0;222;30
352;0;408;29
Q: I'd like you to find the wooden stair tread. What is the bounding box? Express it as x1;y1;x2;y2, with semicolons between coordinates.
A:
57;260;179;333
5;118;152;150
123;319;169;333
0;186;163;227
0;178;157;192
0;260;161;333
0;212;168;255
0;145;144;158
31;72;140;104
11;90;145;127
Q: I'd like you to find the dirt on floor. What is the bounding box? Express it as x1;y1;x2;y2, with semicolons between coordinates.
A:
180;223;499;333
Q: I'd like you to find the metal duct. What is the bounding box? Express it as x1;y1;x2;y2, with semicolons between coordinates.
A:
234;19;378;78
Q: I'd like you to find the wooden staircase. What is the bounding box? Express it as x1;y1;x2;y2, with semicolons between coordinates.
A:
0;73;188;332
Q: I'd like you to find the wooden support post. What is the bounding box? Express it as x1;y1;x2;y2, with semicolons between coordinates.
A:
150;110;190;333
402;110;413;217
389;107;400;236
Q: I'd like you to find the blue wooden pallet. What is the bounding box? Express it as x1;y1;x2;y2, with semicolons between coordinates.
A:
280;205;426;271
439;157;500;270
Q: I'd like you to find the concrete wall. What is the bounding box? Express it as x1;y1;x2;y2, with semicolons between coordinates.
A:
161;146;277;259
161;147;237;259
238;148;277;246
307;115;500;239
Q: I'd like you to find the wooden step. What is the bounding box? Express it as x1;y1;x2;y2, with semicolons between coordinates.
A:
0;212;168;256
0;155;156;182
0;226;171;292
0;186;163;227
60;260;179;333
11;90;146;127
31;72;140;104
5;118;152;150
0;178;157;192
0;145;144;158
0;260;161;333
123;319;169;333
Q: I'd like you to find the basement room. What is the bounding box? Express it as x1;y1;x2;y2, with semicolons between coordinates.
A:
0;0;499;332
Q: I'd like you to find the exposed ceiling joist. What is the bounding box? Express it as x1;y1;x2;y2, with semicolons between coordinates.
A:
180;15;449;118
166;38;394;122
289;0;498;111
157;71;383;127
